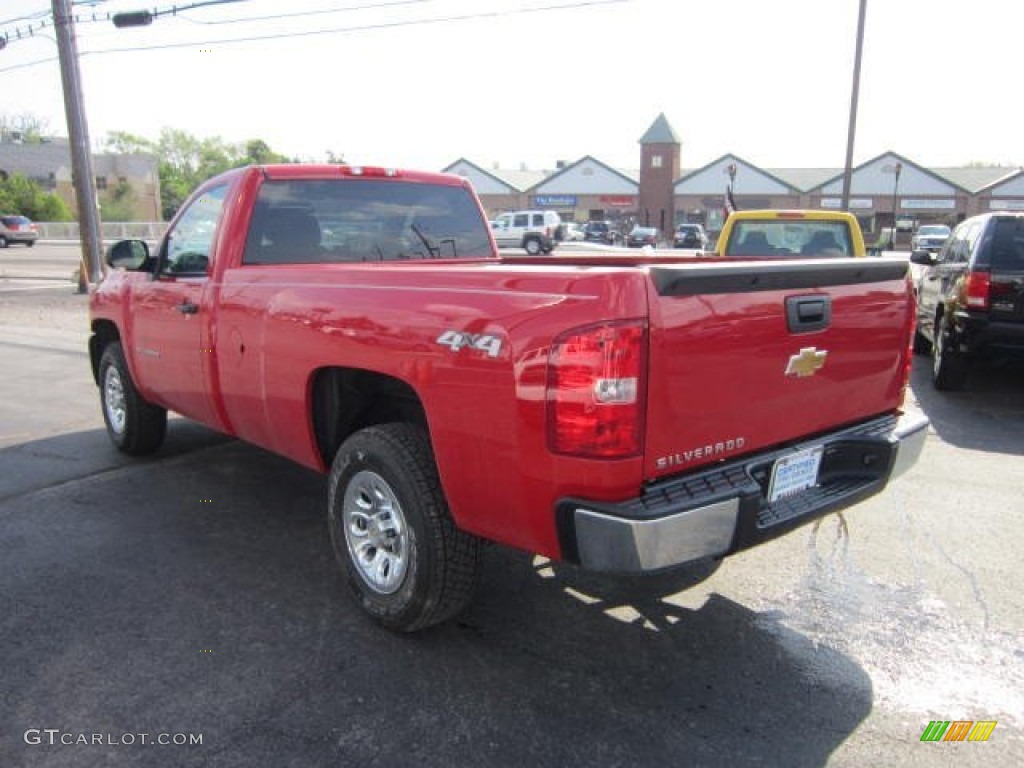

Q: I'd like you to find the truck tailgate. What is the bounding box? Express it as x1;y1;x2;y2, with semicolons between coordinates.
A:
644;258;912;479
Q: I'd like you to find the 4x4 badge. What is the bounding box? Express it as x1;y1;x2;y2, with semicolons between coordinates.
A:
785;347;828;377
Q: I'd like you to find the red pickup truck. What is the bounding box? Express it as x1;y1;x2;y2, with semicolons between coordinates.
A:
89;164;928;631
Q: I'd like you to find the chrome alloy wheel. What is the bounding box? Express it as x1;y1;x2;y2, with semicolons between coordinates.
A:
342;470;409;594
103;365;127;436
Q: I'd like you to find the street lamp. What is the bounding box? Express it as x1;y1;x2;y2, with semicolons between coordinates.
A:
883;161;903;248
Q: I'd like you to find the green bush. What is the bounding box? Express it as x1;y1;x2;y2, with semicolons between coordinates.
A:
0;173;74;221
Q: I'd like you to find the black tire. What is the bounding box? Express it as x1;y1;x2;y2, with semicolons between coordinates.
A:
932;312;968;391
98;341;167;454
0;236;7;248
327;423;483;632
912;327;932;356
25;240;35;248
523;237;542;255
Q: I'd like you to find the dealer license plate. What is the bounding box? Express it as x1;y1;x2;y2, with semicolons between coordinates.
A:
768;445;824;503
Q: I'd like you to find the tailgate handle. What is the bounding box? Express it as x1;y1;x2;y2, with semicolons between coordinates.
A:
787;295;831;333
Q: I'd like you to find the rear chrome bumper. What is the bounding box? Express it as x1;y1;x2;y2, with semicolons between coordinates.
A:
558;411;929;572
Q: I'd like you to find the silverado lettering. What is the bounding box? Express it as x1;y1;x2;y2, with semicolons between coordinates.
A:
89;167;928;632
657;438;748;469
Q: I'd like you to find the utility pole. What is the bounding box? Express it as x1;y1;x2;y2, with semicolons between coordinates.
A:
52;0;103;293
841;0;867;211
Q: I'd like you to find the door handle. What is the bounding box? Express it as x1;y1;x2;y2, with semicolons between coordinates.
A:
175;301;199;315
786;295;831;333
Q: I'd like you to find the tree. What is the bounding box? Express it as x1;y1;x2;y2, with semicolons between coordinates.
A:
100;180;138;222
0;113;51;143
0;173;73;221
244;139;289;165
103;131;154;155
104;127;294;219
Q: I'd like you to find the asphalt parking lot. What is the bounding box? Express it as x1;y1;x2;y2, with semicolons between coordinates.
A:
1;251;1022;767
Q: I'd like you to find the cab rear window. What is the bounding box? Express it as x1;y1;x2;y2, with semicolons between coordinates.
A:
725;220;853;257
243;179;493;264
986;218;1024;271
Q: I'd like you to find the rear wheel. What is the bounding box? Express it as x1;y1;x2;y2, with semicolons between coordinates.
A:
932;313;968;390
0;236;7;248
523;237;542;255
98;342;167;454
327;423;483;631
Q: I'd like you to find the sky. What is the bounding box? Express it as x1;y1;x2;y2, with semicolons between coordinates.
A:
1;0;1021;175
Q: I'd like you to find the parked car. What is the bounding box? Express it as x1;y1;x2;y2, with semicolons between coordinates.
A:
0;215;39;247
911;212;1024;390
581;220;619;244
491;210;561;254
626;226;660;248
911;224;951;252
557;221;583;242
673;223;709;249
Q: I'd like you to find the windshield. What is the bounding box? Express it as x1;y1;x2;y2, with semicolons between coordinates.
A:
244;179;493;264
725;219;853;257
918;225;950;237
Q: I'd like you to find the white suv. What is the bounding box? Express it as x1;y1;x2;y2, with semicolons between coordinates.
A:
491;210;561;254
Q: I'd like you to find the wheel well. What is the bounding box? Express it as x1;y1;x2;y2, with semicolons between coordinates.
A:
311;368;427;467
89;320;121;384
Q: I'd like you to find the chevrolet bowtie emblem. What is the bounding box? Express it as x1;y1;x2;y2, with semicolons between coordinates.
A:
785;347;828;377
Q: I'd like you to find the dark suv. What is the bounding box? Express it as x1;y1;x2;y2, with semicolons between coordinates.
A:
581;220;619;244
912;212;1024;390
673;223;709;249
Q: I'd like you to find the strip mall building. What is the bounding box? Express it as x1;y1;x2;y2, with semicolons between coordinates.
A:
444;114;1024;241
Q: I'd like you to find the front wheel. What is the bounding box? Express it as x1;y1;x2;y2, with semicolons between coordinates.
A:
327;423;483;631
98;342;167;454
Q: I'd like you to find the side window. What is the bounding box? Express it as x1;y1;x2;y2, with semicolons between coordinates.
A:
513;214;529;228
962;222;982;263
532;214;544;227
939;225;965;264
163;184;228;274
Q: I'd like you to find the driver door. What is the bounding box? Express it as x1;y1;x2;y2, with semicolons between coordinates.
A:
130;184;228;425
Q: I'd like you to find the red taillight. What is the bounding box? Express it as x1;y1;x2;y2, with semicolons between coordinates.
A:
547;320;646;458
964;272;990;309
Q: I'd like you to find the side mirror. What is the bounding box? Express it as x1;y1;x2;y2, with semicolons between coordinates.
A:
909;249;937;266
106;239;150;270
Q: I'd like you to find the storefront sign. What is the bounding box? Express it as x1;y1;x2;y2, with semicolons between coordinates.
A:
989;199;1024;210
599;195;635;207
533;195;576;207
900;199;956;210
821;198;873;209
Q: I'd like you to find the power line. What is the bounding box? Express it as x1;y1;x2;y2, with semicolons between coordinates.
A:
0;8;51;28
0;0;628;72
177;0;434;26
98;0;628;51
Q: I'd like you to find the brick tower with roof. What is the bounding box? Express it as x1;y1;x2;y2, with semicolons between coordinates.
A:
637;113;681;234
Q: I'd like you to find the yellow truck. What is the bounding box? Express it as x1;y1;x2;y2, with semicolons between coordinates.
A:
713;210;868;258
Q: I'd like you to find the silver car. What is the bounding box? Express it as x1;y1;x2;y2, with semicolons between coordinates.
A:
0;215;39;248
